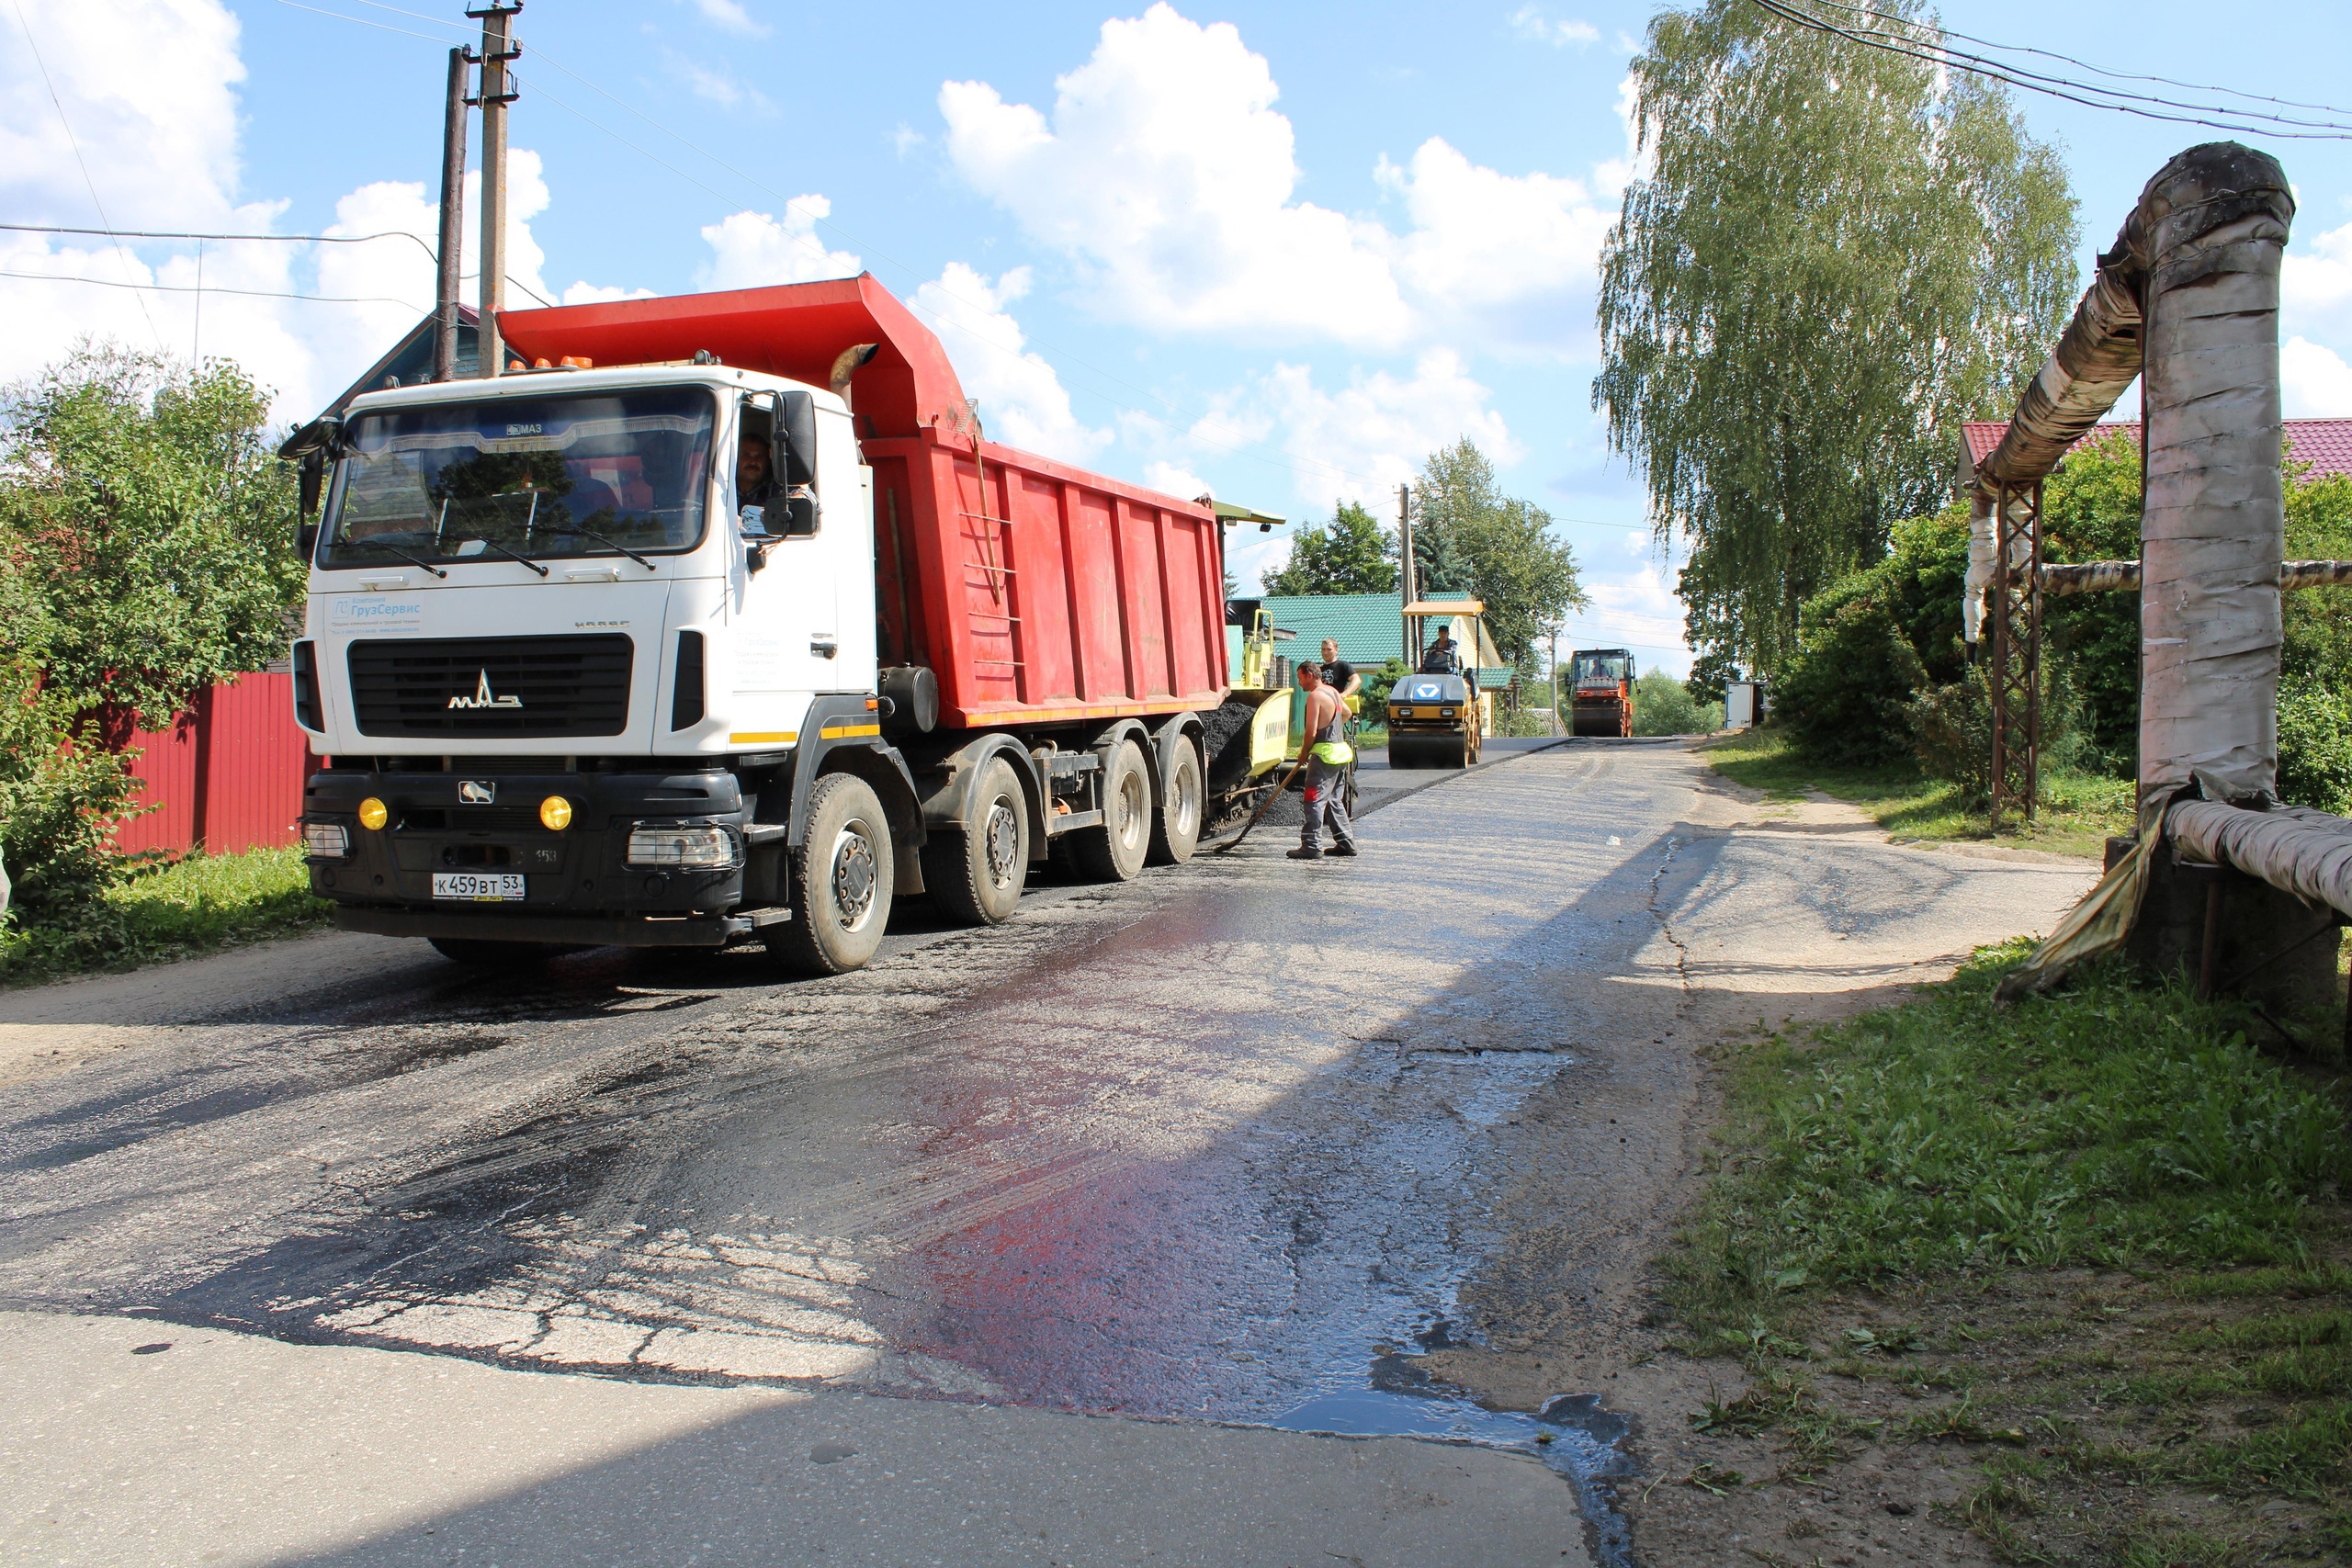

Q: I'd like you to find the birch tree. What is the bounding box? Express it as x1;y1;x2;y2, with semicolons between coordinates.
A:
1596;0;2079;677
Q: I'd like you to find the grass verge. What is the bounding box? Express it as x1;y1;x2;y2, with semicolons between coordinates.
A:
0;845;330;987
1660;943;2352;1563
1702;726;2132;859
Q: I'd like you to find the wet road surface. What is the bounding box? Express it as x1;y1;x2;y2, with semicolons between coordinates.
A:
0;739;2098;1565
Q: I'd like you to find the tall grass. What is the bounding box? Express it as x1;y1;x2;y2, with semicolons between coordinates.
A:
1;845;327;986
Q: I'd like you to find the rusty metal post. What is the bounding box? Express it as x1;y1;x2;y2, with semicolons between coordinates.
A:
1989;481;2043;822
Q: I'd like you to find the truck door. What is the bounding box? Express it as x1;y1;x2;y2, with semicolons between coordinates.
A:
726;400;840;741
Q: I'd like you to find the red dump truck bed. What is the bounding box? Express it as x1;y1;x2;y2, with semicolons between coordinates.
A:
500;275;1231;732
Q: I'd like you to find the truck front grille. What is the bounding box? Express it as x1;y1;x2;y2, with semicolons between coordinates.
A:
347;635;634;739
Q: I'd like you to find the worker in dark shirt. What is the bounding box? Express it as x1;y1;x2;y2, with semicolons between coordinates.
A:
1317;638;1359;701
1419;626;1462;675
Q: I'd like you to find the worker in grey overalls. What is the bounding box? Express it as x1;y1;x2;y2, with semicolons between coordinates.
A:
1288;662;1358;860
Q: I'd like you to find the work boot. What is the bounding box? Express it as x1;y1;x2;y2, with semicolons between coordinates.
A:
1286;845;1323;860
1328;840;1358;857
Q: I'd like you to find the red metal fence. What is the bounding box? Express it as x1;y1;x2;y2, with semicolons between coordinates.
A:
113;673;313;858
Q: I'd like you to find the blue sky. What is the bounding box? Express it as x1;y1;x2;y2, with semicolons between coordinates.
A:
6;0;2352;674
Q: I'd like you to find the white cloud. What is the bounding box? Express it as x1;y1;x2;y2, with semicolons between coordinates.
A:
1376;137;1612;355
937;4;1623;358
2284;335;2352;418
696;201;862;290
0;0;633;418
911;263;1111;465
1509;6;1600;47
670;55;774;116
1581;565;1690;674
1201;350;1514;513
939;4;1411;347
2285;216;2352;347
678;0;767;37
1143;461;1212;502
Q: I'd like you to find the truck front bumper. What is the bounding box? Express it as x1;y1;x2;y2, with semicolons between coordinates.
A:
301;765;771;942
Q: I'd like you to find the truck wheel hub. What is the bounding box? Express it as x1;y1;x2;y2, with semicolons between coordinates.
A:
983;799;1020;887
831;824;877;928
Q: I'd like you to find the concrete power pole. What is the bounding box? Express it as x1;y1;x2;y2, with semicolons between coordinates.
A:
433;45;472;384
469;2;522;379
1397;482;1416;666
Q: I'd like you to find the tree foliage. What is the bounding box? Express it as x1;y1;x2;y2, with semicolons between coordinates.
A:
2;345;304;739
0;345;303;925
1261;501;1398;596
1598;0;2080;678
1408;440;1585;677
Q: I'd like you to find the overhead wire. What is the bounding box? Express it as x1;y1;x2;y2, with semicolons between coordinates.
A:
11;0;165;352
1748;0;2352;141
0;269;428;310
1792;0;2352;123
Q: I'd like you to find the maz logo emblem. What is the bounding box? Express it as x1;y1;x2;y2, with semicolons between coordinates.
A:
458;780;497;805
448;671;523;711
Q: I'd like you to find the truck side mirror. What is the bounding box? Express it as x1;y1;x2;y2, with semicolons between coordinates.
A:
297;451;324;558
775;389;817;488
781;491;820;537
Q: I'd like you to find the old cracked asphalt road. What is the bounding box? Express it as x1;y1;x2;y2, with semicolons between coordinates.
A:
0;739;2097;1567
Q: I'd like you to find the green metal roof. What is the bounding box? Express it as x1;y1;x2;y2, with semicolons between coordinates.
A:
1256;592;1405;669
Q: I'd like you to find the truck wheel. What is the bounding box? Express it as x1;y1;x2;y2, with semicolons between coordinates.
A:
1073;737;1150;882
428;937;572;966
922;755;1030;925
1148;737;1204;865
766;773;895;976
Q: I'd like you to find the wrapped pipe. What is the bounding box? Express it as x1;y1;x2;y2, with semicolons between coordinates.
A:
2038;559;2352;595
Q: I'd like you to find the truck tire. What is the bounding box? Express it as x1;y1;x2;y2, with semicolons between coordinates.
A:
1147;737;1204;865
427;937;573;967
1073;737;1151;882
922;755;1030;925
765;773;895;976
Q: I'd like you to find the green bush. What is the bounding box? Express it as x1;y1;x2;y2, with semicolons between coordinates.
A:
2278;676;2352;814
1632;669;1724;735
1909;668;1995;799
1776;598;1927;766
0;683;151;928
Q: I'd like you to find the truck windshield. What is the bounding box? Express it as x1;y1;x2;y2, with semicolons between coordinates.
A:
1572;653;1632;682
318;388;715;569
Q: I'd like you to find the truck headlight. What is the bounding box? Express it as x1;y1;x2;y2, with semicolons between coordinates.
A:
626;823;741;869
302;821;351;860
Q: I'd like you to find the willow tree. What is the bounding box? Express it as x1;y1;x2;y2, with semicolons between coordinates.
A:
1595;0;2079;677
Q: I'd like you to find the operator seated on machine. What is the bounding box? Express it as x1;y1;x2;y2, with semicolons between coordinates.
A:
1419;626;1463;675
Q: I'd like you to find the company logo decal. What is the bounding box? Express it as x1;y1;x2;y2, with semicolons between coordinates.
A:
458;780;497;805
1414;682;1442;698
447;671;523;710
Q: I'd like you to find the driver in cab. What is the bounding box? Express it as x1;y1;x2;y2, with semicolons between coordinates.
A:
738;432;776;509
1419;626;1462;675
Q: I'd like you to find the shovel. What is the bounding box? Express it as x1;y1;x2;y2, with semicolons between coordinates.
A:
1212;759;1306;854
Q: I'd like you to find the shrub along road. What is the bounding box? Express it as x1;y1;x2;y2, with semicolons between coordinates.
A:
0;740;2093;1566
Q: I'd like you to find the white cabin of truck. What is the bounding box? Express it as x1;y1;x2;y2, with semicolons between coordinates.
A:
300;365;875;760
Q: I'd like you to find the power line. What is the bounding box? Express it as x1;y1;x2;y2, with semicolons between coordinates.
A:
1794;0;2352;123
271;0;450;44
1748;0;2352;141
3;221;438;262
11;0;165;352
0;268;427;310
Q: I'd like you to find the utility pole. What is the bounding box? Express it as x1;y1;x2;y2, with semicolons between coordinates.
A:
469;1;522;379
1397;482;1416;666
433;44;472;384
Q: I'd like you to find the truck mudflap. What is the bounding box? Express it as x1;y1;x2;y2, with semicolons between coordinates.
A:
332;906;790;946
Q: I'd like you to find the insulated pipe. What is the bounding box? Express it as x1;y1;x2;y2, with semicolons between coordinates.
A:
2040;559;2352;596
2134;144;2296;815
